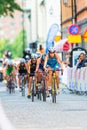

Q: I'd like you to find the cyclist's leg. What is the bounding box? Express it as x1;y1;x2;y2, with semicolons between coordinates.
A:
27;76;32;97
36;69;42;85
55;71;60;90
45;67;52;96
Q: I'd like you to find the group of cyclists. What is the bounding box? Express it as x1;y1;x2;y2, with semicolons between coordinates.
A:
2;47;63;98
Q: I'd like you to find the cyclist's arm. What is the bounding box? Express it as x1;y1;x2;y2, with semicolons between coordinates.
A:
17;63;20;71
27;60;31;74
25;63;28;72
43;54;48;69
35;59;40;72
55;53;63;69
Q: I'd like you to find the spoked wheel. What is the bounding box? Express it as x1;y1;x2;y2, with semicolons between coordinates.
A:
22;86;25;96
39;91;42;100
43;91;46;102
32;83;34;102
9;86;12;94
42;79;46;102
22;80;25;96
52;93;56;103
32;91;34;102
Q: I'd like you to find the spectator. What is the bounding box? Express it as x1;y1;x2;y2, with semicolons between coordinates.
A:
38;45;45;54
77;53;87;69
63;52;70;67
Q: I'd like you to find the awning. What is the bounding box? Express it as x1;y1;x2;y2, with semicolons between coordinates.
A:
54;38;71;52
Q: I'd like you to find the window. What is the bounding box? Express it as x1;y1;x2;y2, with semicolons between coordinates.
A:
10;22;15;26
63;0;68;5
0;22;4;27
0;30;4;35
10;30;15;34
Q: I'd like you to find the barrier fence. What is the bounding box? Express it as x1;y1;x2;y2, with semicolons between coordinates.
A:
67;67;87;93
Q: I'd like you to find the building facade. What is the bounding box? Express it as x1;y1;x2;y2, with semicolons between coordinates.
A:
0;0;27;43
0;0;61;50
61;0;87;49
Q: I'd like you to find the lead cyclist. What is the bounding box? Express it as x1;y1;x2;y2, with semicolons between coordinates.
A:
44;47;63;96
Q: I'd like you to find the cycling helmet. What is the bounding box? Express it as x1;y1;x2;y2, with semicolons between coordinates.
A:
36;52;41;58
20;58;25;63
31;54;37;59
25;55;30;60
25;48;31;53
7;60;13;66
41;53;46;61
48;47;56;53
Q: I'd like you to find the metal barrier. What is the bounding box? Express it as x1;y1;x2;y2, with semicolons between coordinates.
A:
67;67;87;93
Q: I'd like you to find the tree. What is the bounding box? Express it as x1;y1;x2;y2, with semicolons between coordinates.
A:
0;0;22;17
0;30;26;58
11;30;26;58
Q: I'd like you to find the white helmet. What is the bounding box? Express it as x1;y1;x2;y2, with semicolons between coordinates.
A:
7;60;13;66
20;58;25;63
48;47;56;53
36;52;41;58
31;54;37;59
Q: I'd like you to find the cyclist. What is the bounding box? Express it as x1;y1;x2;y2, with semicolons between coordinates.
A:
17;58;28;90
44;47;63;95
27;54;39;98
36;53;46;86
5;60;15;87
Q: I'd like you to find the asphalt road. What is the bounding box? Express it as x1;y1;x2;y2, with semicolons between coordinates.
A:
0;82;87;130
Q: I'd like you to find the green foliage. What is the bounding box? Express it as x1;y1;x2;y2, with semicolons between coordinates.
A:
11;30;26;58
0;0;22;17
0;30;26;58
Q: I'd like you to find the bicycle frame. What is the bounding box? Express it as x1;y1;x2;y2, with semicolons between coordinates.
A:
52;70;57;103
47;69;63;103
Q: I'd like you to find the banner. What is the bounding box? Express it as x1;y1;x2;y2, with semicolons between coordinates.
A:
46;24;59;54
67;67;87;93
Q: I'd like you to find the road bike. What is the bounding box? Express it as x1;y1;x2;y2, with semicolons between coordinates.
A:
7;74;15;94
20;74;26;96
47;69;63;103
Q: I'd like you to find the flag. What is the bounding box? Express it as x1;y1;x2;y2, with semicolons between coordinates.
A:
46;24;59;54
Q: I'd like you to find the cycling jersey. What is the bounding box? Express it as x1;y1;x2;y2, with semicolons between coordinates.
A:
47;54;60;70
18;64;27;75
6;67;14;75
39;59;44;71
29;60;37;76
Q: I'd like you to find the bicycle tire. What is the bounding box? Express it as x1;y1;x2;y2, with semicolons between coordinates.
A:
22;79;25;96
32;80;35;102
39;91;42;100
9;86;11;94
52;77;56;103
42;78;46;102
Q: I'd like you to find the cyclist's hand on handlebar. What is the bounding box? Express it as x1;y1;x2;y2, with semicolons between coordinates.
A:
44;67;48;72
61;69;63;75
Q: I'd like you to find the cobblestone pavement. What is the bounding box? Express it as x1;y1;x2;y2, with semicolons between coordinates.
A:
0;82;87;130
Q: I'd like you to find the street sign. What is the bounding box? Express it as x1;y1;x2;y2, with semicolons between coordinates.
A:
68;35;82;43
68;24;80;35
82;29;87;42
54;35;61;42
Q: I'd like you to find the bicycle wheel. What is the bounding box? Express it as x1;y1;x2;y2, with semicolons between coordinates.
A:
32;80;35;102
52;78;56;103
8;81;12;94
22;79;25;96
42;79;46;102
